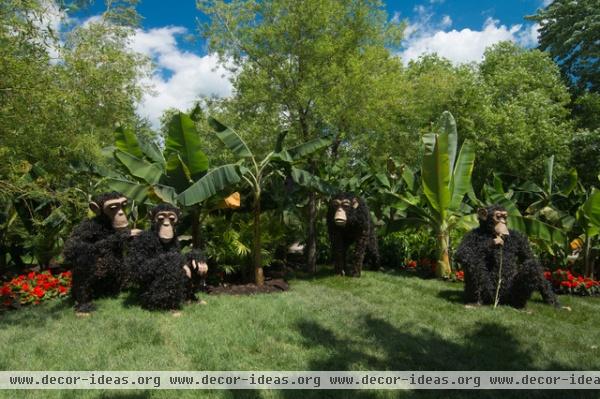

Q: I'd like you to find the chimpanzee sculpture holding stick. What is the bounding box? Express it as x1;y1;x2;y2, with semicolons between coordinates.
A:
454;204;559;309
127;203;208;311
63;192;140;314
327;193;379;277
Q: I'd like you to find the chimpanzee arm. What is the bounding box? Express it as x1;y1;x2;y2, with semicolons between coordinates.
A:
455;230;496;303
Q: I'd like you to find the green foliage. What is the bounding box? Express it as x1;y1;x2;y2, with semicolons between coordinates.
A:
476;42;574;185
379;230;436;268
571;128;600;188
527;0;600;94
179;117;330;284
0;162;87;270
392;111;476;278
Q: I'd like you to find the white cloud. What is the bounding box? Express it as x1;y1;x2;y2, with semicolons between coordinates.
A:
400;17;540;65
440;15;452;29
129;26;233;128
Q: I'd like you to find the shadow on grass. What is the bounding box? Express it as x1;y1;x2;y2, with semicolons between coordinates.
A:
0;298;72;329
278;316;598;399
437;289;465;304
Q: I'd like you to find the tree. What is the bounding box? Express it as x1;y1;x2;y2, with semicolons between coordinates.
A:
0;0;150;178
0;0;150;271
476;42;574;185
178;117;330;285
197;0;404;273
527;0;600;95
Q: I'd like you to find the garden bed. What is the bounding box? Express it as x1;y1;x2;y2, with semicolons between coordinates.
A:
207;278;289;295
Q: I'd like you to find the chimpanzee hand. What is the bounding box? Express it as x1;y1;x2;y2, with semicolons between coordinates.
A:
130;228;142;237
493;235;504;247
183;249;208;278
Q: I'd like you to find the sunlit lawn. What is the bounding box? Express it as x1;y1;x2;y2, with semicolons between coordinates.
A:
2;267;599;399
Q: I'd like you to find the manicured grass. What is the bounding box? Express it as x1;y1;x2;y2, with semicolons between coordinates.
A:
1;268;600;399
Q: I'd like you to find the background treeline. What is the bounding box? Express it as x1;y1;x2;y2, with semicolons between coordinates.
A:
1;0;599;282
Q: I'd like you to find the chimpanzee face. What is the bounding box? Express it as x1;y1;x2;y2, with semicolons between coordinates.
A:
478;206;510;237
155;211;178;243
90;197;129;230
331;197;359;227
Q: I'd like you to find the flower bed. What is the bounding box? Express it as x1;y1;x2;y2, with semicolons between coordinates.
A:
544;269;600;296
1;271;72;308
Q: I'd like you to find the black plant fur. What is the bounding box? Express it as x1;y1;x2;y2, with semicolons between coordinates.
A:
454;204;559;308
127;203;205;311
63;192;130;312
327;193;380;277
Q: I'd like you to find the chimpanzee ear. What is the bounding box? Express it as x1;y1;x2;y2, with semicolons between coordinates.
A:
477;208;488;221
89;201;101;215
352;198;359;209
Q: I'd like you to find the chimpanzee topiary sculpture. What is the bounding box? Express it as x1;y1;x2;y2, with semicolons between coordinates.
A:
327;193;379;277
63;192;140;314
454;204;559;309
127;203;208;311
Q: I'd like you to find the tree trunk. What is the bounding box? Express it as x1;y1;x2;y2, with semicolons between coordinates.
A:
306;189;318;273
253;193;264;286
191;207;202;249
584;235;592;277
436;230;451;278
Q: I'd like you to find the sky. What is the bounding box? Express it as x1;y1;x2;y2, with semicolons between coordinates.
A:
73;0;552;128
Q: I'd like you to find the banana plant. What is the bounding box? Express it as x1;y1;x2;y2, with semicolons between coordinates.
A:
386;112;476;278
178;117;330;286
481;173;568;257
419;111;476;277
104;112;211;247
576;187;600;277
514;155;578;232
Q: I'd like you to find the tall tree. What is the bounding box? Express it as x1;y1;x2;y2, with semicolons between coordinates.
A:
527;0;600;95
197;0;404;273
476;42;574;185
0;0;150;179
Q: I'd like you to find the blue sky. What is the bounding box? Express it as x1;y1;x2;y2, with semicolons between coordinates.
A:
74;0;550;127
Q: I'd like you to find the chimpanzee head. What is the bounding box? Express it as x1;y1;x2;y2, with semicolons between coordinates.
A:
149;203;181;243
328;193;361;227
89;191;129;230
477;204;510;237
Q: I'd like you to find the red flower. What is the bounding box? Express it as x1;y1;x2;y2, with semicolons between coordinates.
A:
27;272;35;280
560;281;571;287
21;283;30;291
32;287;45;298
58;286;67;294
0;285;11;296
407;260;417;268
543;271;551;280
42;282;52;290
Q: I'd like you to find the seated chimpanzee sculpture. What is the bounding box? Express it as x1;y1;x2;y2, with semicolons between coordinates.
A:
327;193;379;277
454;204;559;309
63;192;140;314
127;203;208;311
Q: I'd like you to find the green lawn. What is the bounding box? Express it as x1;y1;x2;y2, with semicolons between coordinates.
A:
1;268;600;399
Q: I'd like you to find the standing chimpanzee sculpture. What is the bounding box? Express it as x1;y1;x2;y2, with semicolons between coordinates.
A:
63;192;140;314
454;204;559;309
327;193;379;277
127;203;208;312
